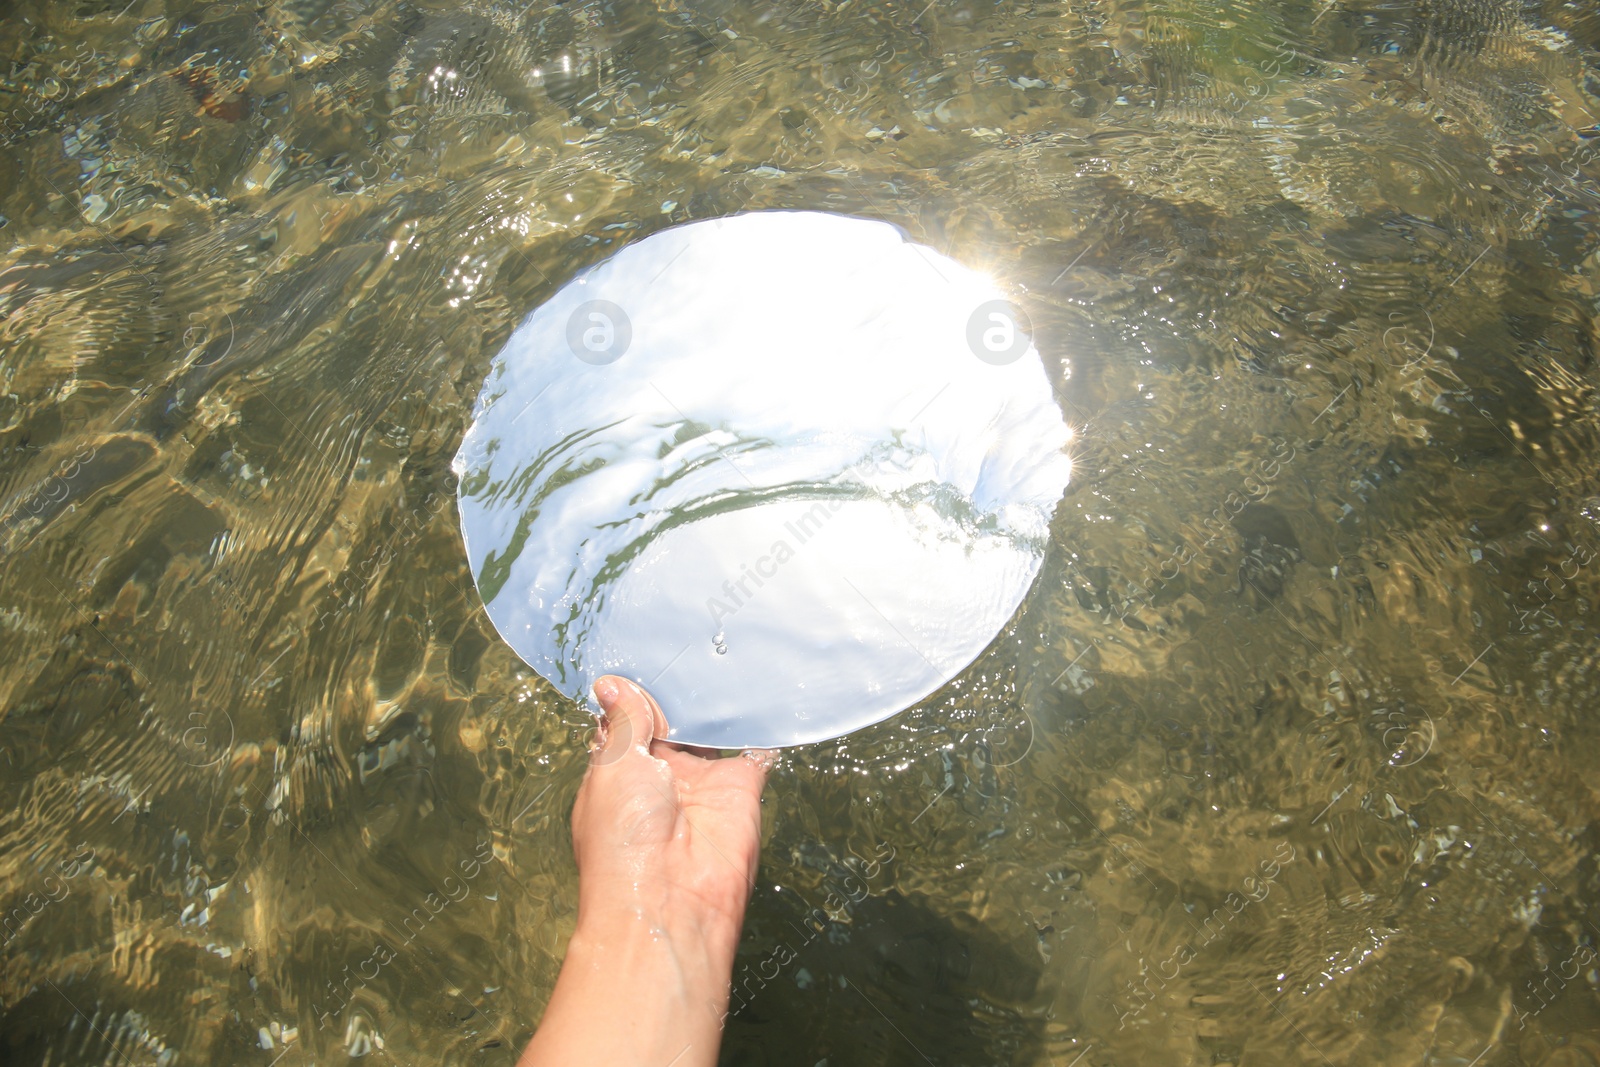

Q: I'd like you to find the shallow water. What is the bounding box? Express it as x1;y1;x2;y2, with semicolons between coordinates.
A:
1;0;1598;1064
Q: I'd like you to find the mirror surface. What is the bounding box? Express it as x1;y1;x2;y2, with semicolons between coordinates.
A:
455;210;1073;747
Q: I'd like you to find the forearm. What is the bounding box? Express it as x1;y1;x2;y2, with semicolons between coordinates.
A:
520;905;741;1067
520;676;767;1066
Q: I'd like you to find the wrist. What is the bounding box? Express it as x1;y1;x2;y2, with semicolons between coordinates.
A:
525;904;738;1067
572;885;745;979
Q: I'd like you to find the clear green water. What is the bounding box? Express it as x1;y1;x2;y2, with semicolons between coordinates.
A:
3;0;1600;1063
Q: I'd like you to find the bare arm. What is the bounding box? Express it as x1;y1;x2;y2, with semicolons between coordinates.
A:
520;676;770;1067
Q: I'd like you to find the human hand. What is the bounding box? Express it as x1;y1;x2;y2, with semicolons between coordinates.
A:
520;676;772;1067
571;675;771;946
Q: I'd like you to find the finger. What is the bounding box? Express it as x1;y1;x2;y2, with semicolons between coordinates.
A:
590;675;660;766
740;747;778;787
634;683;671;742
718;747;776;799
660;740;721;760
658;744;774;790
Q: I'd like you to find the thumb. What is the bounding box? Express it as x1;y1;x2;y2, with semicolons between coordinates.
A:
591;675;667;766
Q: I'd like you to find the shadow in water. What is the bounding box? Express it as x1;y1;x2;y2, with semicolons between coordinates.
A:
724;885;1043;1067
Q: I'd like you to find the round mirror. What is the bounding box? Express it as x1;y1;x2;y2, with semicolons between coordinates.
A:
454;211;1072;748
